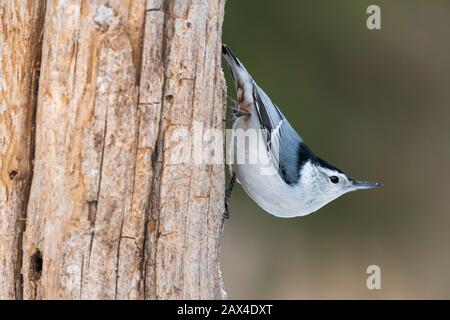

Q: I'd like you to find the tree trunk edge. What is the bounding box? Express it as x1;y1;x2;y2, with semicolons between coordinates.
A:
0;0;47;300
0;0;227;300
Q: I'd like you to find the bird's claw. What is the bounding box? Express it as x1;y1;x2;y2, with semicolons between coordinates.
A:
223;173;236;220
231;108;251;118
224;96;251;119
223;201;231;220
223;108;251;122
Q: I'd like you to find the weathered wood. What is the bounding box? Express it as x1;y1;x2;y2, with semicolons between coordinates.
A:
0;0;46;300
142;0;227;300
12;0;226;300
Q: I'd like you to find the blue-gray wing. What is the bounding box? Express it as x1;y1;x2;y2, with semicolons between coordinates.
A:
252;84;303;186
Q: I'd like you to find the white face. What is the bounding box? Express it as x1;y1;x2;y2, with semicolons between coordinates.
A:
297;161;358;214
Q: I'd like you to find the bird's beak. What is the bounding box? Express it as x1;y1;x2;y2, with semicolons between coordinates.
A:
351;180;383;190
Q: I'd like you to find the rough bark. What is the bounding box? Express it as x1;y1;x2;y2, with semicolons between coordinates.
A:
0;0;46;300
1;0;226;300
142;0;226;300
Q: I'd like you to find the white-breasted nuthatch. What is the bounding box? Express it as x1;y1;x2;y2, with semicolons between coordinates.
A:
222;44;382;218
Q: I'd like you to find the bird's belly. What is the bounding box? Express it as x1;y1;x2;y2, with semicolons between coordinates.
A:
230;118;310;218
233;163;310;217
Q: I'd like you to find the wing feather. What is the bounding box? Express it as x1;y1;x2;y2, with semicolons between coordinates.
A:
252;84;303;186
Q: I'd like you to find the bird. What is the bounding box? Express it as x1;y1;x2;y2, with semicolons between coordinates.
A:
222;44;382;219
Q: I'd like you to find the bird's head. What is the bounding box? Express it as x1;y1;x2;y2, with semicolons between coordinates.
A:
297;159;382;214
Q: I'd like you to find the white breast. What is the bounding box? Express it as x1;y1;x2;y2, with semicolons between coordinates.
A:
229;113;319;218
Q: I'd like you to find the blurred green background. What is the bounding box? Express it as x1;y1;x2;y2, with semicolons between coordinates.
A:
221;0;450;299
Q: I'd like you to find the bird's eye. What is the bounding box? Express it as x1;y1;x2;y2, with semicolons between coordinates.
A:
330;176;339;184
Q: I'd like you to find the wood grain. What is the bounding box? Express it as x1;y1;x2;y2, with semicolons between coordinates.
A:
0;0;46;299
0;0;228;300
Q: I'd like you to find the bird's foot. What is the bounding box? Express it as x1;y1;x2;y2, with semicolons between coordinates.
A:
222;108;251;122
223;201;231;220
223;173;236;220
231;108;251;118
223;96;251;119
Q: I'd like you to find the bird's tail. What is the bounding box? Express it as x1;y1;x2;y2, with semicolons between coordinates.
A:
222;44;252;88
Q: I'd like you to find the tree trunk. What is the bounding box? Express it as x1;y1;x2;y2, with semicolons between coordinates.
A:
0;0;46;300
1;0;226;300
